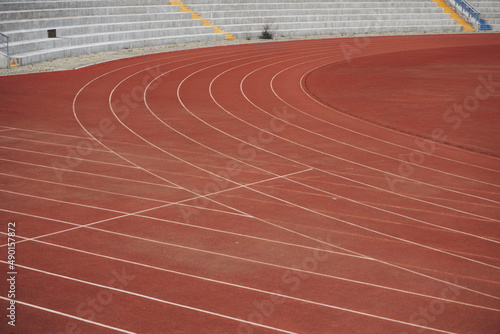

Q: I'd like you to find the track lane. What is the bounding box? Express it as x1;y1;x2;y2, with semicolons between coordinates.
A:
1;34;499;333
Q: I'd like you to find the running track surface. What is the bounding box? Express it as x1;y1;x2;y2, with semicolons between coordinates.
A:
0;33;499;334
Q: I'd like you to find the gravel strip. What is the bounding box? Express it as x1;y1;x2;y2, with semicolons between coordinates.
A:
0;31;478;76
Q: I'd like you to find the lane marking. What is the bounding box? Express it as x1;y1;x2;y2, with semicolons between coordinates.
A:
0;264;299;334
2;210;500;307
0;172;178;204
108;43;500;296
274;56;500;173
0;145;139;169
63;39;500;316
300;60;500;162
0;157;181;189
0;208;360;259
0;134;112;153
0;296;136;333
74;49;268;219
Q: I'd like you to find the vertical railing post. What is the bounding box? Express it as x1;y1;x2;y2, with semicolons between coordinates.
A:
0;32;10;68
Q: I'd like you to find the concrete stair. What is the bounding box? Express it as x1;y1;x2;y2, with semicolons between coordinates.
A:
433;0;475;31
182;0;465;39
169;0;236;40
0;0;227;65
0;0;476;66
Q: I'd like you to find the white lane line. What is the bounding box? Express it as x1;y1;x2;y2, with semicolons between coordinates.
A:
0;296;136;333
1;201;180;246
279;175;500;239
197;52;500;213
0;157;181;189
258;176;500;211
2;207;500;308
75;42;500;305
0;134;111;153
0;188;154;216
18;237;500;312
0;147;216;189
0;208;360;259
0;170;320;248
236;63;500;205
206;59;500;221
5;198;495;275
2;260;472;334
1;124;254;159
194;56;500;237
0;172;176;204
5;205;497;284
0;134;265;175
270;60;500;187
273;57;500;174
299;61;500;163
237;51;500;189
138;43;311;178
0;158;258;217
74;50;267;219
0;263;299;334
241;176;500;264
132;45;500;291
167;47;500;281
0;126;108;141
197;53;500;225
10;172;497;303
0;145;139;169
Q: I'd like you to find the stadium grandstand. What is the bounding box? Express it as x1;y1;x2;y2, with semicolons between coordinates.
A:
0;0;498;67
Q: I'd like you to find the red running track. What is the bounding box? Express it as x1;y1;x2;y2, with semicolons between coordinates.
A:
0;33;499;334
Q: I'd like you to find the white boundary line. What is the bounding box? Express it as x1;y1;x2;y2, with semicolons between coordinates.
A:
3;36;492;328
96;41;500;296
273;56;500;173
102;44;500;295
0;157;181;189
0;296;136;333
299;57;500;162
15;236;500;312
2;210;500;309
1;259;478;334
0;263;298;334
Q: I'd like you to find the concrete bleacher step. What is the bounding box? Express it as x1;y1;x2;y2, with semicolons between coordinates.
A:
0;12;193;32
1;0;476;66
183;0;465;37
195;8;449;18
200;9;444;20
208;12;454;26
0;5;181;21
5;19;205;42
2;0;227;65
11;33;226;66
185;2;440;11
232;25;463;39
184;0;441;3
9;26;217;55
0;0;170;11
224;18;459;34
